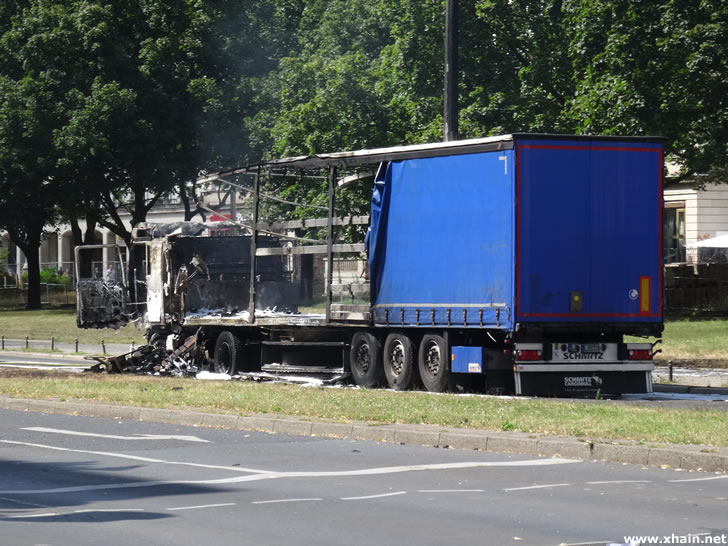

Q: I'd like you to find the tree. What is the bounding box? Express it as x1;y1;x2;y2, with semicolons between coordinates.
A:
0;2;73;308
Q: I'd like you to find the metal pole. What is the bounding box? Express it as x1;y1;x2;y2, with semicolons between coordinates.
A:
325;166;337;324
248;167;261;323
443;0;459;141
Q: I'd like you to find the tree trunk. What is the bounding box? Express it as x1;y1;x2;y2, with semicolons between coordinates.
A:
23;247;42;309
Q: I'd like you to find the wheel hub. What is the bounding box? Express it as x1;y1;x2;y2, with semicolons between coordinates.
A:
424;343;441;377
390;341;405;375
355;343;370;372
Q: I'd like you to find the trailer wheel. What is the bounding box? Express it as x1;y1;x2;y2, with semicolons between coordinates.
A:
383;333;416;390
213;331;242;375
350;332;383;388
419;334;449;392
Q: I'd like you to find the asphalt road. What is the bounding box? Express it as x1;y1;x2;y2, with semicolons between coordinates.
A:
0;410;725;546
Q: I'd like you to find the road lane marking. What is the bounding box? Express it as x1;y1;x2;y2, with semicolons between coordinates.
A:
341;491;406;500
0;497;50;508
503;483;570;492
0;440;268;474
7;513;59;518
0;439;580;495
22;427;210;443
668;475;728;483
73;509;145;513
586;480;651;485
252;498;322;504
417;489;484;493
166;503;236;511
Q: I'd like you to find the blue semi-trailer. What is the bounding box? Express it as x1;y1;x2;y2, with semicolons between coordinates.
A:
76;134;664;396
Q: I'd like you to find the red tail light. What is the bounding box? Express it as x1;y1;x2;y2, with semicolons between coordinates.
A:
628;349;652;360
516;349;542;361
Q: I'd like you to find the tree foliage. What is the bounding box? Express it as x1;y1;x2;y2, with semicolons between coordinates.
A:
1;0;728;306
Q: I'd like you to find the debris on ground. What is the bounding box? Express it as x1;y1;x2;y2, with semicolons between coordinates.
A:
85;330;201;377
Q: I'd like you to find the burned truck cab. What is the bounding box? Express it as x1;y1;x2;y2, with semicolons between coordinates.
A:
76;222;293;334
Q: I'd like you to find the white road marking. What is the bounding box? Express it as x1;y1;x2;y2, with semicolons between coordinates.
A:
418;489;484;493
22;427;210;443
668;475;728;483
0;438;580;496
586;480;651;485
252;498;322;504
7;513;59;518
166;503;236;511
0;440;268;474
341;491;406;500
503;483;570;492
0;496;50;508
73;509;145;513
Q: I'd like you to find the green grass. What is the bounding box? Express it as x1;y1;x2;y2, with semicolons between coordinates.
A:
0;371;725;447
0;308;146;345
626;318;728;360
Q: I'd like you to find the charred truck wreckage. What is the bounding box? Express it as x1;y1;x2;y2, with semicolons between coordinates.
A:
76;134;665;396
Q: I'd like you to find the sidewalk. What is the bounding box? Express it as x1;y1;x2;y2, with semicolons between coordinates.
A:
1;394;726;473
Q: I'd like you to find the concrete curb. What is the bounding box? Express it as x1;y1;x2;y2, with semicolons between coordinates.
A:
1;394;726;474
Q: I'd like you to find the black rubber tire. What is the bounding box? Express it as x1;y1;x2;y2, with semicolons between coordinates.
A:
349;332;383;388
147;331;167;350
418;334;450;393
213;331;242;375
383;333;416;390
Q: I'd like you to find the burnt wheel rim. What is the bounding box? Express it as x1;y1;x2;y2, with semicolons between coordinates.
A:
354;342;370;373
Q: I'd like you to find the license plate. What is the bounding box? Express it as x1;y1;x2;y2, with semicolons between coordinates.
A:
552;343;616;361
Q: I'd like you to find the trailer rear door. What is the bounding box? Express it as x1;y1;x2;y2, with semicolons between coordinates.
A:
516;137;663;323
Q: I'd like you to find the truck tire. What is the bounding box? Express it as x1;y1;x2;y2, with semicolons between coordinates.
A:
383;333;416;390
147;330;167;350
213;331;242;375
419;334;450;392
350;332;383;388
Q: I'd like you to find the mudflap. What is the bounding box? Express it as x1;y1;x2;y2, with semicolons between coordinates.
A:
514;367;653;397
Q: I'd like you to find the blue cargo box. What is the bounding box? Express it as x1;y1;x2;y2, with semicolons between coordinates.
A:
368;135;663;330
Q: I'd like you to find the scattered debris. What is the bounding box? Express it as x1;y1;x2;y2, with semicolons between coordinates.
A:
85;330;202;377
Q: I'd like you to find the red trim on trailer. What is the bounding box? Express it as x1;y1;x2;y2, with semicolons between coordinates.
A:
519;312;661;318
658;148;664;317
515;146;522;318
515;142;663;322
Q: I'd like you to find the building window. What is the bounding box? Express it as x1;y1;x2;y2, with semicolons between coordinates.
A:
664;203;685;263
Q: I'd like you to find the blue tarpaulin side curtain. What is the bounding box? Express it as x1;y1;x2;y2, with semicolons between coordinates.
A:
365;161;391;304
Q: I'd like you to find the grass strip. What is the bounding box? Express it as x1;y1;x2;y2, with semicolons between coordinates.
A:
0;308;145;345
0;371;725;447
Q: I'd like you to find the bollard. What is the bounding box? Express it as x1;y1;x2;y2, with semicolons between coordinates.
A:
130;341;135;352
1;335;4;350
25;336;29;349
75;338;79;353
102;340;106;355
51;336;55;351
669;360;673;382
